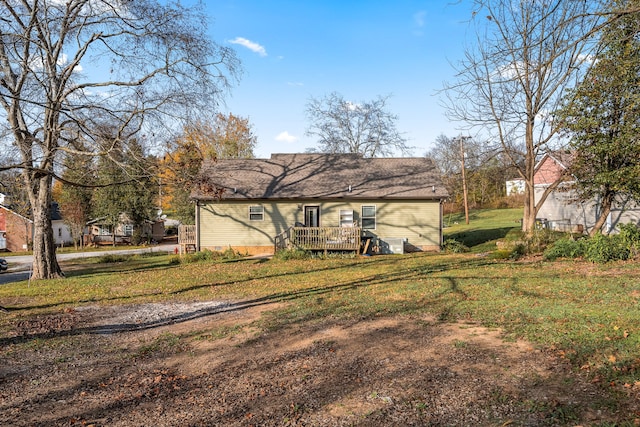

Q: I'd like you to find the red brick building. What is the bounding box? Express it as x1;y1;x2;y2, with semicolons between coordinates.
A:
0;205;33;252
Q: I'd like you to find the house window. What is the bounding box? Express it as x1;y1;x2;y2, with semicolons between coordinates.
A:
249;205;264;221
361;205;376;230
58;228;62;237
339;209;354;227
123;224;134;236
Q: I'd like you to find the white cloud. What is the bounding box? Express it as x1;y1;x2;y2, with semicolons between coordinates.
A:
345;101;360;111
275;131;298;143
229;37;267;57
29;52;82;72
413;10;427;36
59;54;83;72
578;53;596;65
414;10;426;27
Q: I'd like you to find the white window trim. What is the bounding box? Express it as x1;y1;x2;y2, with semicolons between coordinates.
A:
361;205;376;230
123;224;134;236
249;205;264;221
339;209;355;227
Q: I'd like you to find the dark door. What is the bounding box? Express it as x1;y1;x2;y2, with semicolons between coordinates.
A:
304;206;320;227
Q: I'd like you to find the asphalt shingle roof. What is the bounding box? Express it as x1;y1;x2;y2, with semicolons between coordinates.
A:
192;153;448;201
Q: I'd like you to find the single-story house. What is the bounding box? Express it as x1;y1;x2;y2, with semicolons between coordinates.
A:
190;153;449;255
0;204;33;252
534;152;640;234
87;213;165;245
51;202;74;246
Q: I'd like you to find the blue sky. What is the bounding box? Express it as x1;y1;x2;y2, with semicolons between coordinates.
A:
204;1;475;158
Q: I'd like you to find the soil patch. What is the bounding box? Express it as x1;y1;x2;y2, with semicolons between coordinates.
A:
0;301;635;426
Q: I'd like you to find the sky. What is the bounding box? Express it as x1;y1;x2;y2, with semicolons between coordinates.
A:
201;1;475;158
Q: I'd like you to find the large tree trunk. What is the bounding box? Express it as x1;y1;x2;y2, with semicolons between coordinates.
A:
590;192;614;237
28;173;64;280
522;185;537;234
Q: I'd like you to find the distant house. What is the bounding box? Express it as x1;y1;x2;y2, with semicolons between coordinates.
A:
0;205;33;252
87;213;164;245
191;153;449;255
534;152;640;234
51;202;74;246
505;178;525;196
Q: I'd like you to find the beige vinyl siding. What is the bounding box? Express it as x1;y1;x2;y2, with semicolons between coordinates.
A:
199;201;299;249
198;199;442;251
371;201;441;248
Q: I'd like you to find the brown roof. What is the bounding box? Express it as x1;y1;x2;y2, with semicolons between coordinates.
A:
192;153;448;201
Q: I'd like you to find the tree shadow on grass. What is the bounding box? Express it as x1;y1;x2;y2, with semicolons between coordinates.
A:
0;257;506;346
447;226;517;248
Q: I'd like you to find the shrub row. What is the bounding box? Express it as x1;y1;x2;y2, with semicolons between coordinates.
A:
544;223;640;263
178;247;244;264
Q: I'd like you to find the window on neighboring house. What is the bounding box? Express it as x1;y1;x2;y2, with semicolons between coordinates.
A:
123;224;134;236
99;226;111;235
361;205;376;230
249;205;264;221
58;228;62;237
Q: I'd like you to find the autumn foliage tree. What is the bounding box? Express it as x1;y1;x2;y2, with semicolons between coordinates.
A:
160;114;257;223
0;0;239;279
428;134;519;212
54;153;94;249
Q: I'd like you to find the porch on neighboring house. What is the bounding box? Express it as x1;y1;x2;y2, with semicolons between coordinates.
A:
274;226;362;255
86;214;165;246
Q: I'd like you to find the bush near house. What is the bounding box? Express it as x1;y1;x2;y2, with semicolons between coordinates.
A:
544;223;640;262
2;208;640;423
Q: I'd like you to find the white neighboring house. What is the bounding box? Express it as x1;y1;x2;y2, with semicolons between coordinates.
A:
534;152;640;234
51;202;74;246
506;178;525;196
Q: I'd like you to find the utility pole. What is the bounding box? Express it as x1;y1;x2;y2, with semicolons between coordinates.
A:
459;136;470;224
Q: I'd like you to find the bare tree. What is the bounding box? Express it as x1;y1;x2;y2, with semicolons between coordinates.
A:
443;0;609;234
305;92;411;157
0;0;239;278
427;134;518;213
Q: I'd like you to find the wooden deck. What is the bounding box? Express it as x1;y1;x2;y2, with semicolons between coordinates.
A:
275;226;361;253
178;224;197;254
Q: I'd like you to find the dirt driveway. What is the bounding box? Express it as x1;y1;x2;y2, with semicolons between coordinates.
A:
0;301;635;426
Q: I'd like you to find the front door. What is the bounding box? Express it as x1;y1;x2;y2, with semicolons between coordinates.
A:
304;206;320;227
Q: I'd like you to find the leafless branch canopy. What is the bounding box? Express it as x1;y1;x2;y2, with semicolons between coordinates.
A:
305;92;412;158
440;0;635;231
0;0;240;177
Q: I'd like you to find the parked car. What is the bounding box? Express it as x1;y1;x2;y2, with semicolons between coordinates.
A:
0;258;7;273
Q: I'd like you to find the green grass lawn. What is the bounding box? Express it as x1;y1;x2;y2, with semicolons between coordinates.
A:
1;239;639;391
444;207;523;251
1;208;639;404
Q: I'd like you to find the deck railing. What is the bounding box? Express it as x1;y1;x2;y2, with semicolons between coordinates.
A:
275;226;361;253
178;224;197;254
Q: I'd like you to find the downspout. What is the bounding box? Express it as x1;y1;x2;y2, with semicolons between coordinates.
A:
195;200;201;252
440;199;444;248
